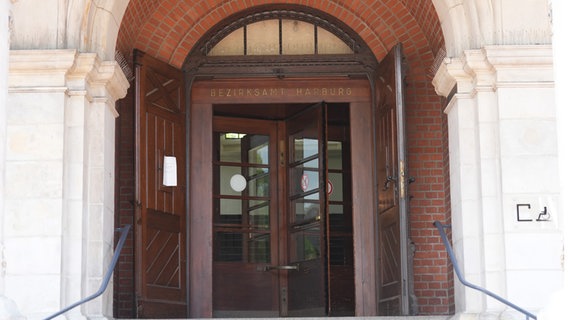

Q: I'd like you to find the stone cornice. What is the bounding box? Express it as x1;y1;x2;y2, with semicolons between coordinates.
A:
433;45;554;98
484;45;554;83
484;45;553;66
8;49;129;117
9;49;77;88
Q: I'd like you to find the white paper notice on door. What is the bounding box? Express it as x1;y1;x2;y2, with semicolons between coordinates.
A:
163;156;177;186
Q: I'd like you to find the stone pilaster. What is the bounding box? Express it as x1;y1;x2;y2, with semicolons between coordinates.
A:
433;45;559;319
66;52;128;319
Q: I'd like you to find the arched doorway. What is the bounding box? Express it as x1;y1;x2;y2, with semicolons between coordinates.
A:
133;7;409;318
114;2;452;319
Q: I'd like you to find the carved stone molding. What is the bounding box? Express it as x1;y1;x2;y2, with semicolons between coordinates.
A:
432;44;554;98
68;53;130;114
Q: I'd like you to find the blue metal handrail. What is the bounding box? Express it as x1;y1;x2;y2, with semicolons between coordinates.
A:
433;221;537;320
44;224;131;320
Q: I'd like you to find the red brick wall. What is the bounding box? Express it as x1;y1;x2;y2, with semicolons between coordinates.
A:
114;0;452;317
117;0;444;75
114;87;136;318
405;78;454;314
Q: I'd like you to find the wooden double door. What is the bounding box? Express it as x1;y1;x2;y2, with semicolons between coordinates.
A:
212;103;354;317
133;44;409;318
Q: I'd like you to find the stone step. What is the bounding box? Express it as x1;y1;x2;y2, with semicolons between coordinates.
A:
130;316;453;320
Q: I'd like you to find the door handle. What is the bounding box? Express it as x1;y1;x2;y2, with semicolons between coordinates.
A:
257;264;299;272
383;176;397;190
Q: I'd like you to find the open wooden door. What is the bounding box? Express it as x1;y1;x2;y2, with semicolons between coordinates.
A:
134;51;187;318
284;103;328;316
375;43;411;315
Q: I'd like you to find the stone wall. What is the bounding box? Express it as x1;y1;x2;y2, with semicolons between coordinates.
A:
6;50;127;319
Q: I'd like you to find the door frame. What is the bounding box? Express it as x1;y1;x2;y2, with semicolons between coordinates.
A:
211;103;332;317
187;76;380;317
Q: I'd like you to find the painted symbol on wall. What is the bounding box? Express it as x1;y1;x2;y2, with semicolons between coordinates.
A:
516;204;551;222
301;173;309;192
536;206;550;221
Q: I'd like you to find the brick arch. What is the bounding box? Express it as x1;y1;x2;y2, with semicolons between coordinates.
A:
115;1;454;317
117;0;444;81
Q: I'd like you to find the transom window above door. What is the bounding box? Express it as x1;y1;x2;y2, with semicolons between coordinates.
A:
207;18;355;56
190;8;371;77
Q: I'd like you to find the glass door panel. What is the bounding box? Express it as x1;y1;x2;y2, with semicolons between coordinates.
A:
212;117;279;317
326;123;355;315
286;103;327;316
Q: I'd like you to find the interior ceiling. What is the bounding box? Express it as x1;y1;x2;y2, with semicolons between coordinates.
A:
117;0;444;81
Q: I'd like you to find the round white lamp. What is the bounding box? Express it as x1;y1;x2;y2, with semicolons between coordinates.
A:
229;174;247;192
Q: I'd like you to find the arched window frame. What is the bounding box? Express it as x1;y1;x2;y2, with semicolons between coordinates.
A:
205;16;355;56
184;6;377;78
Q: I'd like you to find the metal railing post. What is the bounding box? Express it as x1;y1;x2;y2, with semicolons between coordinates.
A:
433;221;537;320
43;224;131;320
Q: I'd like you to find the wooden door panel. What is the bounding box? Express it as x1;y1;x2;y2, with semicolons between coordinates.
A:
375;43;409;316
145;116;179;211
213;263;278;314
377;106;397;211
145;209;183;301
288;258;325;315
378;208;401;313
328;265;355;315
135;50;187;318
